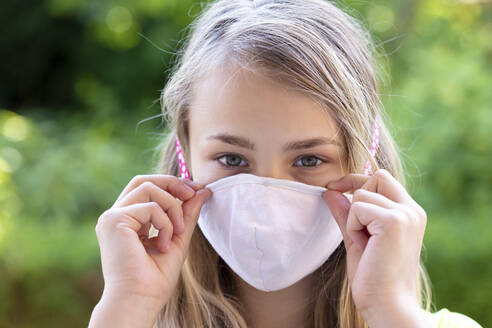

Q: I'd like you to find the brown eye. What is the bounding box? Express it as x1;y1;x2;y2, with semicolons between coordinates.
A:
217;154;248;167
294;155;324;168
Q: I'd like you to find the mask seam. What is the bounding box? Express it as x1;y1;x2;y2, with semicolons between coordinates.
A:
253;225;266;291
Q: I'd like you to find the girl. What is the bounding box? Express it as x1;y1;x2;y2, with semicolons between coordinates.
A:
89;0;483;327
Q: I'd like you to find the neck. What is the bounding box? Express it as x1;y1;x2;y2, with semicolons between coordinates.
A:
233;271;315;328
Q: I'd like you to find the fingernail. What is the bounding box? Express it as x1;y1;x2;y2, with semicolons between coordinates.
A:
199;188;212;201
183;179;205;189
183;183;195;194
327;176;343;189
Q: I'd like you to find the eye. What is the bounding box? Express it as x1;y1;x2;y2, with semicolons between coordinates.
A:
294;155;325;168
216;153;248;167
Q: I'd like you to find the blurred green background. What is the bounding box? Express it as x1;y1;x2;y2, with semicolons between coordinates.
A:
0;0;490;327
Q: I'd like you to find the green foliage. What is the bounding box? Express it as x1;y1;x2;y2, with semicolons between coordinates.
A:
0;0;490;327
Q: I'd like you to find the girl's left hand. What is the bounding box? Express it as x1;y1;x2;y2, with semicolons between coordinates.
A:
323;169;429;328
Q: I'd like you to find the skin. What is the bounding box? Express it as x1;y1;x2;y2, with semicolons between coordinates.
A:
89;64;431;328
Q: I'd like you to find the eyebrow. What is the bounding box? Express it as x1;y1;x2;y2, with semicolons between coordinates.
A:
206;133;342;151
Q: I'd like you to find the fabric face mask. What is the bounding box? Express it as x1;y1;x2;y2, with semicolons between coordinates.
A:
196;173;353;292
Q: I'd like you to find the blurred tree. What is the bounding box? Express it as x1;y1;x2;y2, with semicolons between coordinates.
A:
0;0;490;327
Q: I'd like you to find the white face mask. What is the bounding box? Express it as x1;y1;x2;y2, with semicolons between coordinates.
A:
196;173;353;292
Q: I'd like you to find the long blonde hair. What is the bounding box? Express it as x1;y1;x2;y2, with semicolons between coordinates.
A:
151;0;432;327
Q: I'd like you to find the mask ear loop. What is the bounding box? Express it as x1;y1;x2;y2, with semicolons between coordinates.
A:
175;136;191;180
362;117;380;176
175;118;380;180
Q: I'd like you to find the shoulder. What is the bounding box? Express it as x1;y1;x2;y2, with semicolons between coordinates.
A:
427;308;483;328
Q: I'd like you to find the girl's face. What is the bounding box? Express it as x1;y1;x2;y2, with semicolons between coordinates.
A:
188;66;348;187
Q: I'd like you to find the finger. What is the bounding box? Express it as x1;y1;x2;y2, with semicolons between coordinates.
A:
362;169;411;204
98;202;174;253
323;190;363;286
346;201;393;249
363;171;425;220
115;174;196;204
352;188;397;209
181;178;206;191
327;173;369;193
143;203;174;253
114;181;185;234
322;190;353;248
330;169;410;204
172;188;212;254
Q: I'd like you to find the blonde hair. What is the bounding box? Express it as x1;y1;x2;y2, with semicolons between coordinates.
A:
151;0;432;327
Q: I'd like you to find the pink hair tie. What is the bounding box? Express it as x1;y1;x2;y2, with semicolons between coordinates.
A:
362;118;380;176
175;136;190;179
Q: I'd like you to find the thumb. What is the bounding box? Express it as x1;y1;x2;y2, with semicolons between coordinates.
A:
322;190;352;247
178;188;212;248
323;190;362;286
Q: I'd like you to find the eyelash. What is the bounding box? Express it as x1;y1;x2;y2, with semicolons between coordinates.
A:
215;153;327;169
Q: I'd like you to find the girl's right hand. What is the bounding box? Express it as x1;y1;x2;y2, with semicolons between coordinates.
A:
94;175;212;312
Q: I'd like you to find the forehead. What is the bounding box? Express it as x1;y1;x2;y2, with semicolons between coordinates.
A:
188;66;342;146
